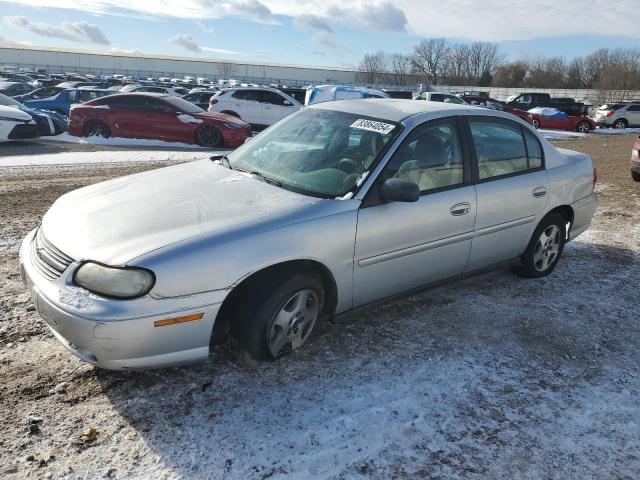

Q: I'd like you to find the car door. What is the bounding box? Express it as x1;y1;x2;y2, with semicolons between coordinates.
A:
465;116;549;271
259;91;299;126
353;117;476;306
228;90;262;125
626;105;640;127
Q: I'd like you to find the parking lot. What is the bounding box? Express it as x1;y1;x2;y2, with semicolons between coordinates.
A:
0;132;639;479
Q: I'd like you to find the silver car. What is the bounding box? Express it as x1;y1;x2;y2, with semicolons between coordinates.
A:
20;100;598;370
594;102;640;129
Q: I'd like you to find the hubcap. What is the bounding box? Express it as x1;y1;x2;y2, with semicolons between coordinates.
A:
578;122;589;133
533;225;561;272
268;289;320;358
615;121;626;129
198;125;220;147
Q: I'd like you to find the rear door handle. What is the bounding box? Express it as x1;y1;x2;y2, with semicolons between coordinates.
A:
533;186;547;198
450;202;471;216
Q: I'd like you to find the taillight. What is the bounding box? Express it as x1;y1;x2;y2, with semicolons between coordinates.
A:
209;98;218;105
593;167;597;187
606;111;614;117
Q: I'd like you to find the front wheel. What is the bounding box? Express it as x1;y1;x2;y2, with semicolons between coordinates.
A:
515;213;566;278
233;272;324;361
195;124;222;148
632;171;640;182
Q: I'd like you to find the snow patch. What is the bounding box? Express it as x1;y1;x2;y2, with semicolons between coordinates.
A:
45;132;209;149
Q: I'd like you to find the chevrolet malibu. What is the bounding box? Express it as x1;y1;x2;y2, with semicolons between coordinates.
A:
20;100;598;370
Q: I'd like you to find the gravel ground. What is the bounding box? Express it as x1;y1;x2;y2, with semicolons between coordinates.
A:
0;134;639;479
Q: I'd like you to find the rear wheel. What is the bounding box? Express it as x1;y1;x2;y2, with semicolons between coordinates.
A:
614;119;628;129
515;213;566;278
632;171;640;182
195;124;222;148
83;120;111;138
531;118;540;129
233;272;324;361
576;121;591;133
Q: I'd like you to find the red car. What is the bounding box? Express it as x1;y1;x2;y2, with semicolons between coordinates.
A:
69;93;251;148
631;135;640;182
528;109;595;133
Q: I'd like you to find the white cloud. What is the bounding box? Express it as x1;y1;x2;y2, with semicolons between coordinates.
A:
2;0;640;41
169;33;201;52
0;35;32;46
168;34;245;56
293;15;333;34
4;15;110;44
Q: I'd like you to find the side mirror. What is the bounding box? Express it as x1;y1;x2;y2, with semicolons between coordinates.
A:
379;178;420;203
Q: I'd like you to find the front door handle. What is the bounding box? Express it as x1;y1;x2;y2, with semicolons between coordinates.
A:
450;202;471;216
533;186;547;198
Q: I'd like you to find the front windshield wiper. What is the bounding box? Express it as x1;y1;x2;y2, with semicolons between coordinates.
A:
210;154;233;169
235;167;282;187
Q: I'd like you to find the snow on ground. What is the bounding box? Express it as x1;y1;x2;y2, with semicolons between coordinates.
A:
541;127;640;140
45;132;210;149
0;150;216;168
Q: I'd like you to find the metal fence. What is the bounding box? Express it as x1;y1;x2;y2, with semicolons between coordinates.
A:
3;59;640;102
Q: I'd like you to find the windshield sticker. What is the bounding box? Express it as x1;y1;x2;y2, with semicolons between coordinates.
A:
350;119;395;134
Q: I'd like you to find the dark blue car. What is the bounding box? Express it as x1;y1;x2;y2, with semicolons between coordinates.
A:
22;88;112;116
0;93;67;136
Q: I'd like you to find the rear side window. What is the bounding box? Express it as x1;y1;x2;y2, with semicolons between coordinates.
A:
524;129;543;169
261;91;287;105
430;94;444;102
469;119;529;180
627;105;640;112
231;90;260;101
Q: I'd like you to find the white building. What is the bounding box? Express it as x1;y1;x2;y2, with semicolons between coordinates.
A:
0;45;358;86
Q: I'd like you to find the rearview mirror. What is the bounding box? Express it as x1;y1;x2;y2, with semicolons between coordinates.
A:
379;178;420;203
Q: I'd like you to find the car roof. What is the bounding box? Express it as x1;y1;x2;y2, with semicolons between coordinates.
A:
309;99;481;123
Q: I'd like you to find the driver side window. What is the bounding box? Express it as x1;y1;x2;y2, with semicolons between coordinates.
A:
381;119;465;193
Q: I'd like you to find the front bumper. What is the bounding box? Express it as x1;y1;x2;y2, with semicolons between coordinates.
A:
19;229;227;370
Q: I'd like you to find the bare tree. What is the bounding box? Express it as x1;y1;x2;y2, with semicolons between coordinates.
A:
446;43;470;85
412;38;449;84
389;53;411;85
491;61;528;87
217;62;237;79
357;51;388;85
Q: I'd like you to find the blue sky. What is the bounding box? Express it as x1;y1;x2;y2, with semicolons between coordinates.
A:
0;0;639;69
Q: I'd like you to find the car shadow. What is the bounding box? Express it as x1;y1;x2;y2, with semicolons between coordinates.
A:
0;140;69;157
90;239;640;478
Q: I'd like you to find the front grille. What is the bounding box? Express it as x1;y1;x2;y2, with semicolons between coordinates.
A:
8;122;39;140
31;228;73;280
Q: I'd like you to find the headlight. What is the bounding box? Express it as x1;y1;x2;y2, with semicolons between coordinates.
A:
224;122;245;129
74;262;155;299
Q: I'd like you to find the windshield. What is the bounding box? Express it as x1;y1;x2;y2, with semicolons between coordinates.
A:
164;96;204;113
0;93;23;107
227;108;400;198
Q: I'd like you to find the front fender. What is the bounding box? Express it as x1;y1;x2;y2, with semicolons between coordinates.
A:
132;200;360;314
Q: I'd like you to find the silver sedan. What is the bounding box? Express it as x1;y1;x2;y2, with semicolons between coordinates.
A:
20;100;598;370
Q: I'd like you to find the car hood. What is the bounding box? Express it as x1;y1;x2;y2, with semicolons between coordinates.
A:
0;105;32;121
41;160;320;265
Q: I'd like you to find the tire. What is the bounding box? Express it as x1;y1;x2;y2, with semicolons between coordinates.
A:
220;110;240;119
233;272;325;361
83;120;111;138
576;121;591;133
195;124;222;148
531;118;540;129
632;171;640;182
515;213;566;278
614;119;628;129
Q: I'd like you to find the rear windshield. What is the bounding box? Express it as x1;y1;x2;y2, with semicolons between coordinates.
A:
599;104;625;111
163;96;204;113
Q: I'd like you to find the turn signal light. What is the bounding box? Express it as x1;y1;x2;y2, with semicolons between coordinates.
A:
154;312;204;327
